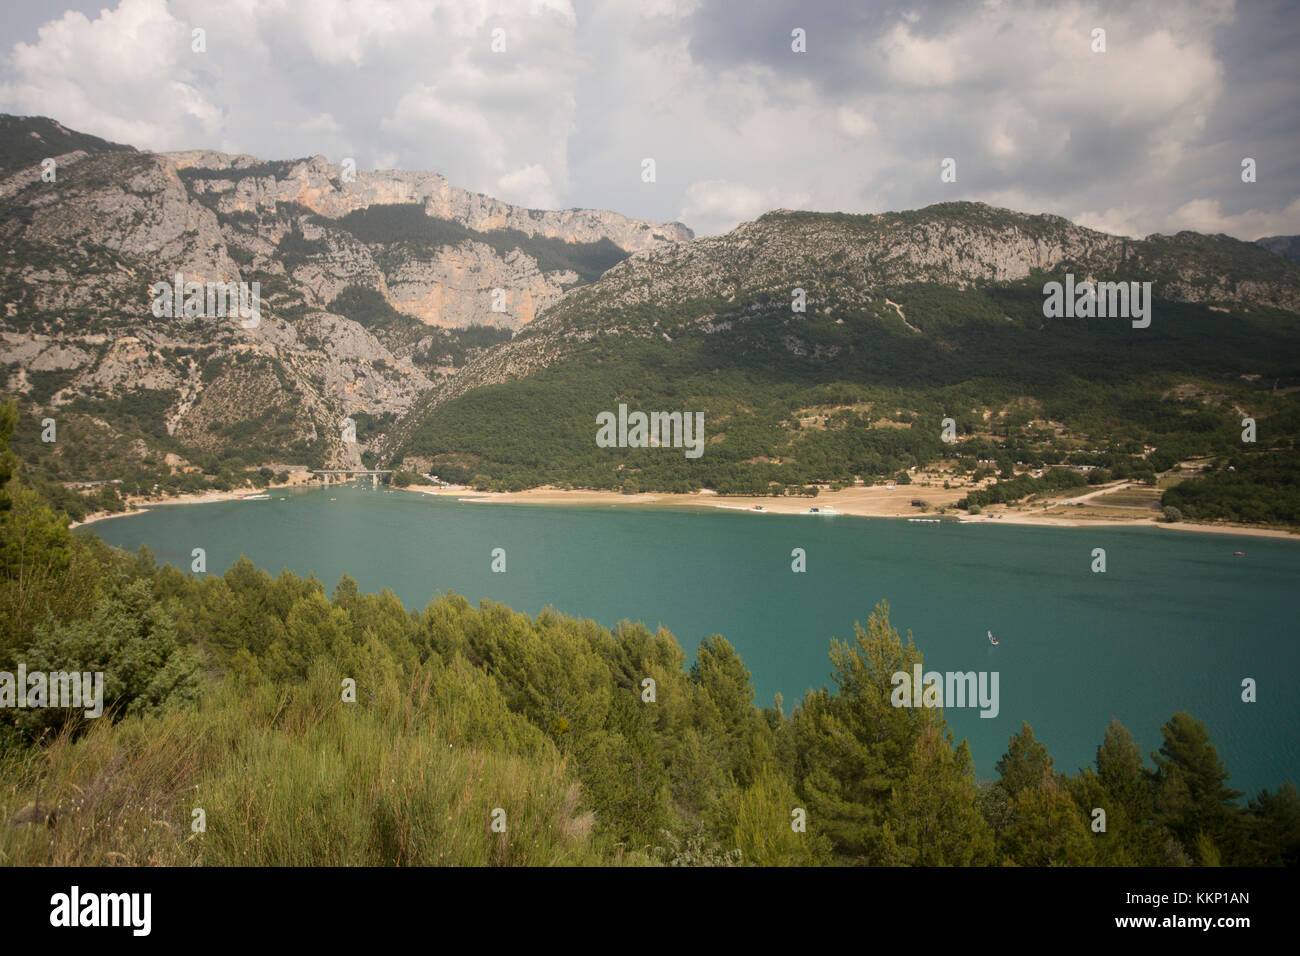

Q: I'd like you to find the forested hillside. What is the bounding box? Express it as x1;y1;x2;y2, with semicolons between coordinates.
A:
0;114;134;175
3;403;1296;866
389;208;1300;522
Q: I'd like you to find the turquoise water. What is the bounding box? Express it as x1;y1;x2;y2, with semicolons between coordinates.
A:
81;486;1300;795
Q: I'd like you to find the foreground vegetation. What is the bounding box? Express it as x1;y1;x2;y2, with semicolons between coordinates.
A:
1;403;1296;866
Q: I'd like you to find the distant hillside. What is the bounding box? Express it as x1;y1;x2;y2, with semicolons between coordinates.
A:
386;202;1300;517
5;113;1297;527
0;116;692;497
0;114;134;176
1256;235;1300;264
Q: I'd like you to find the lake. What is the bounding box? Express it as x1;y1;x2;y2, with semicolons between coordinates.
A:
81;485;1300;795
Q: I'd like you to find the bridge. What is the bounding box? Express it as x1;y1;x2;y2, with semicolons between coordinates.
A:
311;469;394;487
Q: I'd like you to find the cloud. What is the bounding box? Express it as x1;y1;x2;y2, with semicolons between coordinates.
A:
0;0;1295;242
0;0;213;148
497;163;559;209
1162;197;1300;240
0;0;580;198
679;179;811;235
837;106;875;139
877;21;965;87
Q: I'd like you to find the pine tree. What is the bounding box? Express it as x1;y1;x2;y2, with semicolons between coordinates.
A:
794;600;985;864
691;634;764;784
983;721;1054;845
1244;783;1300;866
995;721;1054;796
1073;717;1165;864
1151;712;1243;863
1000;774;1096;866
880;729;995;865
713;766;833;866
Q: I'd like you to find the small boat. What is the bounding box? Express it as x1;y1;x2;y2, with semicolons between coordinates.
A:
988;630;999;646
243;494;271;500
751;505;764;511
1233;551;1245;557
809;506;839;515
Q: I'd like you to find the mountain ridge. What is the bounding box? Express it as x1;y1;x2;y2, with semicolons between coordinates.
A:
385;201;1300;508
3;116;1298;523
0;115;690;493
384;199;1300;453
1256;234;1300;264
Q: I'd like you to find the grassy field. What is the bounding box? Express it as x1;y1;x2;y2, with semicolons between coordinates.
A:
1085;487;1164;510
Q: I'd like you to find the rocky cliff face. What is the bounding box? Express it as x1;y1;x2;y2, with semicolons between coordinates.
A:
174;151;692;252
541;204;1300;320
0;115;691;473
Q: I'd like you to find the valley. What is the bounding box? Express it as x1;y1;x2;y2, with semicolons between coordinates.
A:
3;119;1297;536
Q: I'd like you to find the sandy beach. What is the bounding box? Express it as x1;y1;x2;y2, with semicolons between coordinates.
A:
984;509;1298;539
401;482;1299;540
68;485;294;529
403;481;967;515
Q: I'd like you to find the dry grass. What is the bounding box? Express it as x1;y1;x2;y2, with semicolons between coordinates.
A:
0;663;612;866
1087;487;1163;510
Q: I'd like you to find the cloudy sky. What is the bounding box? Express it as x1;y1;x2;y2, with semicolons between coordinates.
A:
1;0;1296;239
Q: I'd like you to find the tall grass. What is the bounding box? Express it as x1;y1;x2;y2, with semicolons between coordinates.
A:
0;659;614;866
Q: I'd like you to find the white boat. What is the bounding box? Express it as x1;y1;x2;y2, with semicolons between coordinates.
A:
243;494;271;500
988;630;999;646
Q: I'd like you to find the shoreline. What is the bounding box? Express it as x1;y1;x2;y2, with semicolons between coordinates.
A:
69;480;1299;542
68;484;299;529
399;483;1300;540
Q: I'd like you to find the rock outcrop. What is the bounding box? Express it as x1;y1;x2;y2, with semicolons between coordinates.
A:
0;115;692;470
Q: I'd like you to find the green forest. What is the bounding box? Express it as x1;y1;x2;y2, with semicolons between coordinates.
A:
2;400;1295;866
1161;450;1300;525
